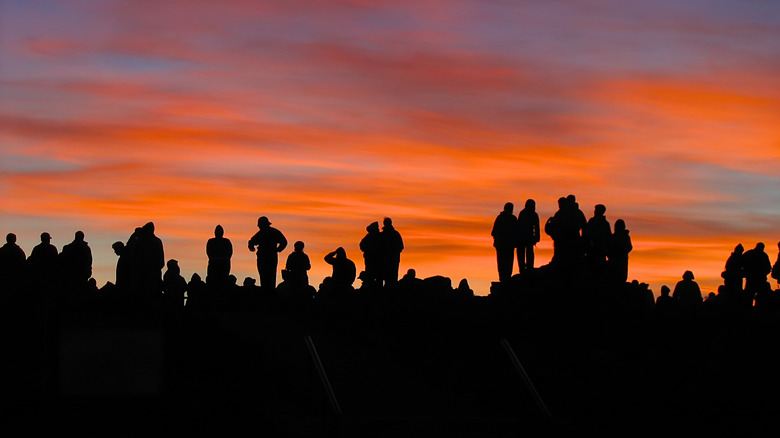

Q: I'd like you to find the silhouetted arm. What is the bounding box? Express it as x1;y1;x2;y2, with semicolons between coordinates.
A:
248;232;259;251
533;213;540;243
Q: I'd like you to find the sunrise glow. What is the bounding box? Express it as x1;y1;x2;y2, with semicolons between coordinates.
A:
2;1;779;296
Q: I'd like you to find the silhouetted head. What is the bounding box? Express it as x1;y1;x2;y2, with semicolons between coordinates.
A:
6;233;16;244
777;241;780;250
243;277;256;287
383;217;393;227
683;270;695;281
614;219;626;232
566;194;576;205
257;216;271;228
524;199;535;211
74;231;85;242
458;278;470;290
190;273;202;282
404;268;416;279
143;222;155;233
112;241;125;255
228;274;238;285
557;197;567;208
40;232;51;243
660;285;670;296
214;225;224;238
734;243;744;254
166;259;179;273
367;221;379;233
503;202;514;213
594;204;606;216
335;247;346;258
294;241;305;252
756;242;765;252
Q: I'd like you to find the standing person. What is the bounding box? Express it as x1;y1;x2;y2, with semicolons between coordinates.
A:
586;204;611;270
112;241;131;289
162;259;187;310
491;202;517;282
131;222;165;295
742;242;772;307
248;216;287;290
206;225;233;286
0;233;27;290
380;217;404;287
772;241;780;287
672;270;703;311
516;199;540;274
285;241;311;286
607;219;632;283
359;221;382;286
28;232;58;276
60;231;93;289
722;244;745;305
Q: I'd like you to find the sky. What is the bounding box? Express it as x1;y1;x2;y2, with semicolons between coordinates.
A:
1;0;779;296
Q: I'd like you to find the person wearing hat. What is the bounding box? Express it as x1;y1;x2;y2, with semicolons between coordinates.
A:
248;216;288;290
29;232;59;282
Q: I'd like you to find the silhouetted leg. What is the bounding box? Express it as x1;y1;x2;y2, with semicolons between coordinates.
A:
387;260;400;286
259;257;278;290
516;247;524;273
496;246;513;282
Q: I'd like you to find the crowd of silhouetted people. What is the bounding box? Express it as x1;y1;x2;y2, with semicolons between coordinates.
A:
1;196;779;322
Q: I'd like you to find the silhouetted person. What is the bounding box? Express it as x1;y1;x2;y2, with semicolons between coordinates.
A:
722;243;744;305
131;222;165;295
28;232;58;284
455;278;474;298
491;202;517;282
742;242;772;307
672;270;702;311
0;233;26;290
359;221;382;286
772;241;780;287
516;199;540;273
186;273;206;308
607;219;632;283
398;268;424;293
546;196;583;266
206;225;233;286
162;259;187;310
324;247;357;290
586;204;611;269
380;217;404;287
112;241;131;289
567;194;588;254
248;216;287;290
59;231;92;289
655;285;675;318
285;241;311;286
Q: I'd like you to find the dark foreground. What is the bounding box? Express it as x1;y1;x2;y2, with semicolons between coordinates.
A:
2;271;780;437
